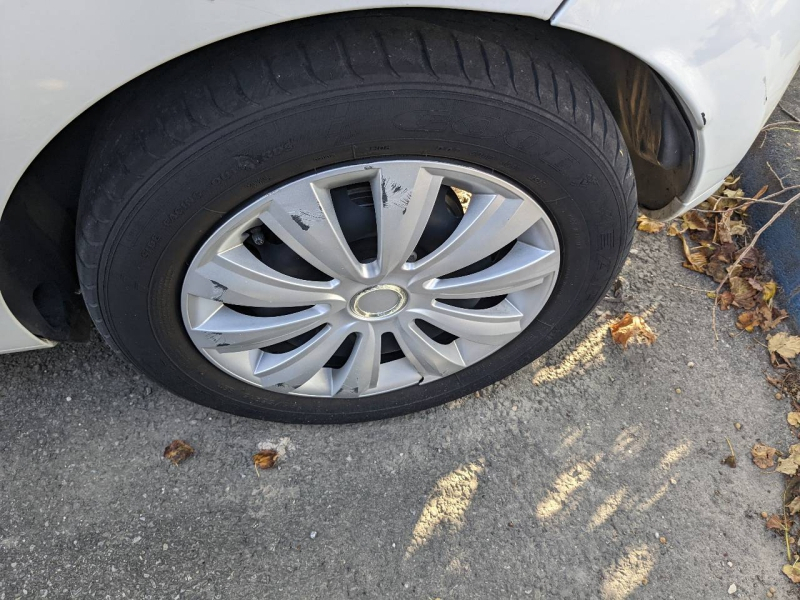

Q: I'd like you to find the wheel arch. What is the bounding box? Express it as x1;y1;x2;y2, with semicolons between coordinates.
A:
0;8;694;344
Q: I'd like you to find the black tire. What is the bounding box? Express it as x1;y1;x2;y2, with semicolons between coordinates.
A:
76;10;636;423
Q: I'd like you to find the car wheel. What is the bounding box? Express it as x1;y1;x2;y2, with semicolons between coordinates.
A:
76;10;636;423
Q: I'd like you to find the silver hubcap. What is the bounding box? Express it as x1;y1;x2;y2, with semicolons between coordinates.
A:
181;160;560;398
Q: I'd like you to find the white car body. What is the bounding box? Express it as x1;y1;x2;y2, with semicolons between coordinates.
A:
1;0;799;353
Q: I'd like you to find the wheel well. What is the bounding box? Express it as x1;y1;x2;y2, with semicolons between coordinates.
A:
0;9;694;342
557;30;695;211
0;106;102;341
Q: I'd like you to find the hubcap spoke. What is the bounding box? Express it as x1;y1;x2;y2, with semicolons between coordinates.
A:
254;322;354;388
418;243;559;298
259;182;367;281
408;194;544;281
185;245;345;308
405;299;524;345
188;305;332;353
396;321;466;380
371;164;443;278
332;325;381;396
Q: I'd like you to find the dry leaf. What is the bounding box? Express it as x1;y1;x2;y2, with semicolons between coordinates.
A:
766;514;786;531
725;263;743;279
717;291;734;310
728;220;747;237
776;457;800;476
788;497;800;515
705;260;728;283
712;196;741;211
682;211;709;231
768;333;800;360
752;443;778;469
763;281;778;303
667;221;686;237
736;311;759;332
637;214;666;233
680;236;708;273
723;174;741;187
717;211;737;244
735;246;761;270
712;242;735;257
164;440;195;465
729;277;757;308
253;449;280;470
760;306;788;331
789;412;800;427
609;313;657;349
782;563;800;583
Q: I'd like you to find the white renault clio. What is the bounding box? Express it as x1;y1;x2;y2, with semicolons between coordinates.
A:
1;2;798;422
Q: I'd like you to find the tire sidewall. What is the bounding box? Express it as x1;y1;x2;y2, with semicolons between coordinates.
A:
98;86;628;422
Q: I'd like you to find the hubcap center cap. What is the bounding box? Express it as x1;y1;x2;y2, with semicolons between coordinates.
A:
350;284;408;319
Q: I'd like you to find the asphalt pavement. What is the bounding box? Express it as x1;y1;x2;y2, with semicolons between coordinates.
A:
2;74;799;600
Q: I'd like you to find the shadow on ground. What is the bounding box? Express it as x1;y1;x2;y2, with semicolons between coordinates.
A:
1;227;795;599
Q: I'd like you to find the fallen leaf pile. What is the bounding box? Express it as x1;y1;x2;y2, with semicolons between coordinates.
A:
665;175;800;371
639;170;800;584
751;434;800;578
608;313;657;349
163;440;195;465
669;176;791;340
756;322;800;582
